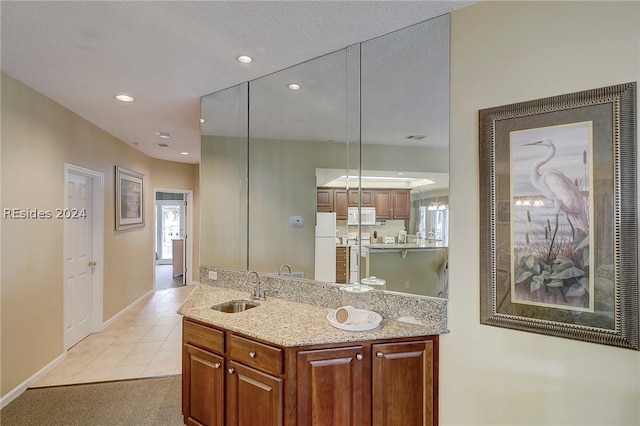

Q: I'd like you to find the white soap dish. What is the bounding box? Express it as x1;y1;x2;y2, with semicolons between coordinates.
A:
327;309;382;331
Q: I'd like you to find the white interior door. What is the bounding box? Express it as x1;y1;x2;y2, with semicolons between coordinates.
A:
64;172;93;349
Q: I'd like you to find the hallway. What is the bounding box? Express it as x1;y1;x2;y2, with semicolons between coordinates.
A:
31;285;194;387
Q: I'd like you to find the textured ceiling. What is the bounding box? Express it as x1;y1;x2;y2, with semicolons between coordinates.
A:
1;1;472;163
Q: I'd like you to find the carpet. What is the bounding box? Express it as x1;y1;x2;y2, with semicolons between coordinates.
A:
0;375;184;426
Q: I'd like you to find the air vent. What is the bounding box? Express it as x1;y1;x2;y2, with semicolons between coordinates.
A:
158;143;170;147
405;135;426;140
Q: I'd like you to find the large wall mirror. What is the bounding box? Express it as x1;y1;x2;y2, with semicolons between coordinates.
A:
200;14;450;298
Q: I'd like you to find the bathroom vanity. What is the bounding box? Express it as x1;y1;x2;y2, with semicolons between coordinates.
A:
179;273;447;426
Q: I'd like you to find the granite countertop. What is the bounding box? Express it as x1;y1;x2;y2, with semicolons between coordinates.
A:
178;284;445;348
367;243;448;250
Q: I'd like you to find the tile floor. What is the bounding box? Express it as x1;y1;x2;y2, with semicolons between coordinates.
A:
31;285;194;387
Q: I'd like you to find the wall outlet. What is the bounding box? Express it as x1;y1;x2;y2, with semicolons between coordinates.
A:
405;281;410;289
208;270;218;280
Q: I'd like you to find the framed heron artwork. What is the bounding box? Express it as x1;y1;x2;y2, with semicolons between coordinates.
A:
479;82;638;350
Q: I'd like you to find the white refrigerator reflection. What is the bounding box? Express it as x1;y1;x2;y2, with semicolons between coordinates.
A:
314;212;336;282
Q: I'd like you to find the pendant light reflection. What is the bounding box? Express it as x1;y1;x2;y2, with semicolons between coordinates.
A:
428;201;448;211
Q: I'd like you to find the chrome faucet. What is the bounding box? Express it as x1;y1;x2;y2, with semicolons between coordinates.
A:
425;231;436;242
278;264;291;275
246;270;266;301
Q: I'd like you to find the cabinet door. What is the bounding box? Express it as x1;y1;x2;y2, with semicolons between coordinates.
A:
227;360;283;426
372;340;435;426
348;190;375;207
297;346;369;426
316;188;334;212
334;190;348;220
373;190;392;220
184;344;225;426
391;190;411;219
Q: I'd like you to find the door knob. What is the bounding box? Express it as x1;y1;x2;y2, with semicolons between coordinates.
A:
88;261;97;267
356;354;363;361
213;363;221;369
228;368;235;374
376;352;383;358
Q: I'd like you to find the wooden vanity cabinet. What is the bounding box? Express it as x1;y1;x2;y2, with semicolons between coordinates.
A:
297;345;370;426
183;320;225;426
372;340;437;426
183;318;439;426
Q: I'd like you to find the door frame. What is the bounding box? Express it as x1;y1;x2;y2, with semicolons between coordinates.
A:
63;164;105;349
154;187;193;286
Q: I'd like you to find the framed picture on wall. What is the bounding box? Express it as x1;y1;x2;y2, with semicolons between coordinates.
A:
115;165;144;231
479;82;638;350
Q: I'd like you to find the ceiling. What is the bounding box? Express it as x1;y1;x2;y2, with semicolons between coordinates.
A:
1;1;472;164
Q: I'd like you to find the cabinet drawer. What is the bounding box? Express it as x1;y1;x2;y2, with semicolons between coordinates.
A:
229;334;283;375
183;319;224;355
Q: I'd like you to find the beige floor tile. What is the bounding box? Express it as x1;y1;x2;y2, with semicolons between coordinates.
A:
73;365;116;383
113;332;146;345
152;350;181;364
141;325;174;342
108;365;147;380
143;360;179;376
159;338;182;353
101;342;136;357
131;340;164;354
118;350;157;367
29;286;186;387
87;351;130;368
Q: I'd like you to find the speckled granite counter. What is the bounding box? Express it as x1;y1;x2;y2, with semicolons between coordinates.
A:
178;283;446;347
367;243;448;250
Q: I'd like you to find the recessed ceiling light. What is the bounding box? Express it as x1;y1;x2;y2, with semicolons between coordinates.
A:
287;83;301;90
237;55;253;64
113;94;135;102
155;132;171;139
180;152;190;156
200;118;205;124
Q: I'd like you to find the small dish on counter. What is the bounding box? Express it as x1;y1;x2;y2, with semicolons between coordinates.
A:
326;309;382;331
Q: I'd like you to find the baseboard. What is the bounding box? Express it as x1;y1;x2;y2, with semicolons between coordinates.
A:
102;289;154;329
2;289;155;408
0;352;67;409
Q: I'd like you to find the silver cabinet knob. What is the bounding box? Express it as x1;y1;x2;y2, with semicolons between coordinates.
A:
213;363;221;369
356;354;363;361
376;352;383;358
249;351;256;358
228;368;235;374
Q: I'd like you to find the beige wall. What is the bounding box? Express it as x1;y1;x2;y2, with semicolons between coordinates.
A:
150;158;200;278
0;73;199;397
443;2;640;425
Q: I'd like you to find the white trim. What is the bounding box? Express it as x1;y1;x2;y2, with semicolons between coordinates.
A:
153;187;194;286
63;164;105;350
102;289;154;329
0;352;67;409
1;288;153;408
